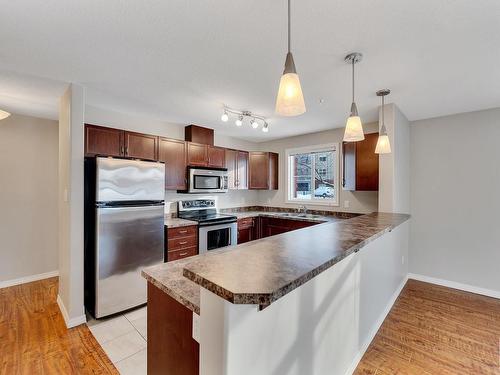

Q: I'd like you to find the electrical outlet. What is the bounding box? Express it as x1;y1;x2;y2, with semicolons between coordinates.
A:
344;200;350;208
401;255;405;265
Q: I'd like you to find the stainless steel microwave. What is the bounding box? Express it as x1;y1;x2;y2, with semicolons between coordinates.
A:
187;167;228;193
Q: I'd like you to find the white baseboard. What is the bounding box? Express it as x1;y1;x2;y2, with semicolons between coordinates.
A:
57;295;87;328
408;273;500;300
345;275;408;375
0;270;59;289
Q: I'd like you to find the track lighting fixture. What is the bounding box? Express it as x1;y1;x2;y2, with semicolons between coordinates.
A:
221;109;229;122
219;106;269;133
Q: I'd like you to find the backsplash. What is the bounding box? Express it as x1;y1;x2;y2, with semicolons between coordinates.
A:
164;189;260;215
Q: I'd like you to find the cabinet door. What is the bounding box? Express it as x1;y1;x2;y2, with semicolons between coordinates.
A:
158;138;187;190
269;152;279;190
342;142;356;191
225;149;238;189
237;227;252;244
355;133;379;191
187;142;208;166
124;131;158;161
85;125;124;157
249;152;269;189
207;146;225;168
237;151;249;189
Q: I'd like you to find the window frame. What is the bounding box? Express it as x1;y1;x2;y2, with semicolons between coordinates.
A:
285;143;339;206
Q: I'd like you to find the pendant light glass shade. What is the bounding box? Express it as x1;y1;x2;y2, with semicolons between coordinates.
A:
275;0;305;116
0;109;11;120
375;134;391;154
344;115;364;142
375;89;392;154
275;54;306;116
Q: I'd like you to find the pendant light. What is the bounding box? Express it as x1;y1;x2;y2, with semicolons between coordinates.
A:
275;0;306;116
343;52;364;142
375;89;391;154
0;109;11;120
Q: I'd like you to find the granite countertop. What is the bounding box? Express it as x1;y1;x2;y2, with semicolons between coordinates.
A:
143;212;410;313
164;217;198;228
142;257;201;314
230;210;344;223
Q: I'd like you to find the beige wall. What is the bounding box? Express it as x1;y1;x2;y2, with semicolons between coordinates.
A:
410;107;500;294
0;113;58;283
256;122;380;214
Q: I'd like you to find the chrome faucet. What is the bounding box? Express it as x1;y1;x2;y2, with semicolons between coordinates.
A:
299;205;308;215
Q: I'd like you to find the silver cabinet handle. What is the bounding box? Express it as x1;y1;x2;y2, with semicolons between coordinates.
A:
179;241;188;245
179;230;188;234
179;252;188;256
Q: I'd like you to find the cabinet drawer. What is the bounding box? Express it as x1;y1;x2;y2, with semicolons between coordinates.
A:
168;236;198;251
238;218;255;229
168;225;197;239
168;246;198;261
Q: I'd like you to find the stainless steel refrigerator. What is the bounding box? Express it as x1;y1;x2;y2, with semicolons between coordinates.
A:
85;157;165;318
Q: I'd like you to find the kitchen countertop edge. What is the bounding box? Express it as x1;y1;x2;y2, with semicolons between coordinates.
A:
182;212;410;309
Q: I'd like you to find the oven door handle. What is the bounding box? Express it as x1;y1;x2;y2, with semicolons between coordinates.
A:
198;219;237;227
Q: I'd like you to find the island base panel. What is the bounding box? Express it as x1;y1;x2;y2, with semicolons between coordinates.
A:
147;282;199;375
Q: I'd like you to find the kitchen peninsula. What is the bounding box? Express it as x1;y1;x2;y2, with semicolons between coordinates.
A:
143;212;410;375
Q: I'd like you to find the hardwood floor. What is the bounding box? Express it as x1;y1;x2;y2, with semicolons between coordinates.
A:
0;277;117;375
355;279;500;375
1;277;499;374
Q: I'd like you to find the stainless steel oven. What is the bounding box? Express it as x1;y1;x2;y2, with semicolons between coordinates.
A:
198;220;237;254
177;198;237;254
187;167;228;193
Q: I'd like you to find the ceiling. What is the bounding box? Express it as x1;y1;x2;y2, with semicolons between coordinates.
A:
1;0;499;141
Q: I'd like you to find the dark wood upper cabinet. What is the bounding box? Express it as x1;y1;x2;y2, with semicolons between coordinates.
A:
158;138;187;190
225;150;249;190
249;152;278;190
207;146;225;168
186;142;208;166
225;149;238;189
85;124;124;157
185;125;214;145
342;132;379;191
237;151;249;189
124;131;158;161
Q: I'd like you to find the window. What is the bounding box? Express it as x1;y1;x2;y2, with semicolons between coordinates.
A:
286;143;339;205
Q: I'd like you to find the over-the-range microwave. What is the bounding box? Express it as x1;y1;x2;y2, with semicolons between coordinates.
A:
184;167;228;193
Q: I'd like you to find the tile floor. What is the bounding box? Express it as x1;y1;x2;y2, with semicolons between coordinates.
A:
87;306;148;375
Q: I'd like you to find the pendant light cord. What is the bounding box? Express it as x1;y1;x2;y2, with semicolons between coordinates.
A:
352;60;355;103
381;95;385;130
287;0;291;53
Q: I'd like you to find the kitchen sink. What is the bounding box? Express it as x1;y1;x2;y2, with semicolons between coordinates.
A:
277;213;322;219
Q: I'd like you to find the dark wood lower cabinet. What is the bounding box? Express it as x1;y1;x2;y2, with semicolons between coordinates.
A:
237;217;257;244
147;282;199;375
259;217;317;238
237;216;318;242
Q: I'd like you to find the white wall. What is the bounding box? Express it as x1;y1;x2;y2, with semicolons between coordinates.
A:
58;84;86;327
257;123;380;214
378;104;411;214
200;221;409;375
410;108;500;294
0;113;59;284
